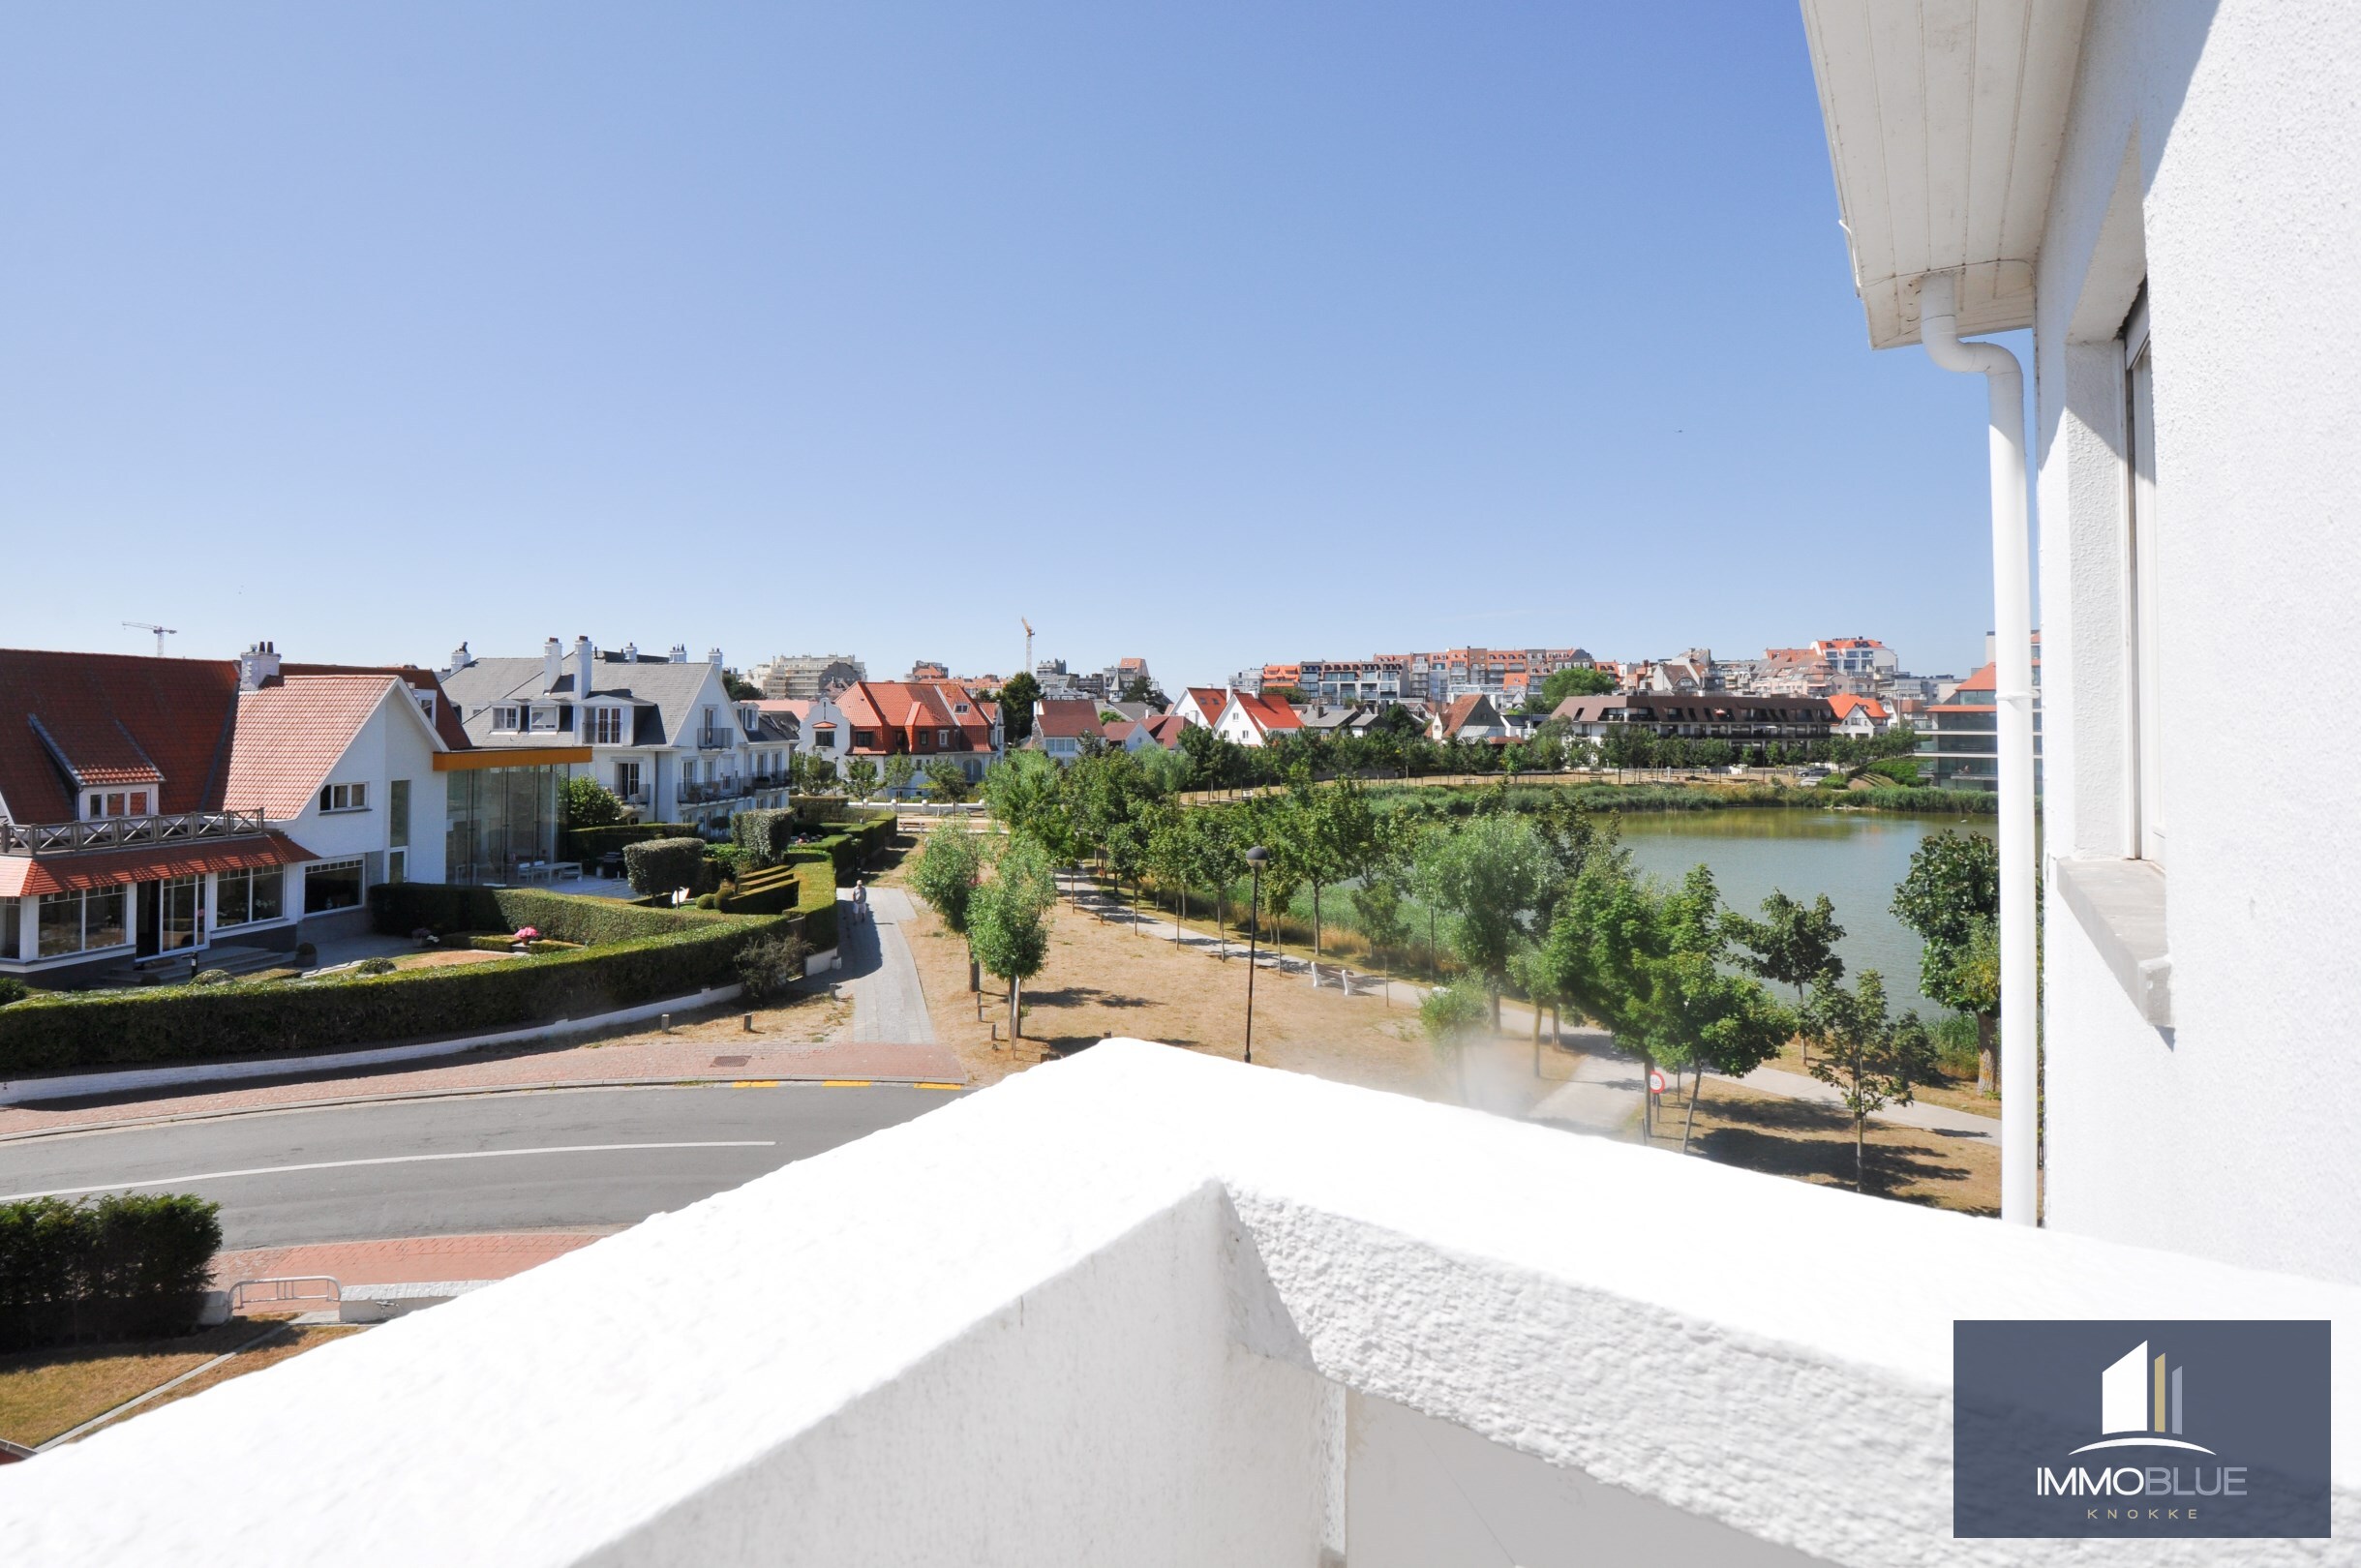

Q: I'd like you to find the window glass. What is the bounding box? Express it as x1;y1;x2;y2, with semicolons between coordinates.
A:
304;859;365;914
1;896;17;956
39;892;83;956
218;867;253;924
251;867;284;921
130;791;148;815
157;878;196;951
390;779;410;849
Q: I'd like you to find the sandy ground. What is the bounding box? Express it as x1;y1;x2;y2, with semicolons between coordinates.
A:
1640;1075;2000;1216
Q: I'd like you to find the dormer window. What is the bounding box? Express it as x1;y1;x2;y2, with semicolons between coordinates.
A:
493;706;523;732
416;693;437;722
85;791;151;820
587;708;623;745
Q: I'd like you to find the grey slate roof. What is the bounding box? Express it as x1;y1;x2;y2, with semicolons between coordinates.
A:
439;653;732;749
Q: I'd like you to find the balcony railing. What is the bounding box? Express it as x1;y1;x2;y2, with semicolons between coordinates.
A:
0;808;268;856
696;730;732;750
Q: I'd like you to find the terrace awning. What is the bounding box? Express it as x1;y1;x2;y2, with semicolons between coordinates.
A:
0;832;318;898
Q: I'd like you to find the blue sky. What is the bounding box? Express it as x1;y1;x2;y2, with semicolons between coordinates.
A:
0;4;2021;685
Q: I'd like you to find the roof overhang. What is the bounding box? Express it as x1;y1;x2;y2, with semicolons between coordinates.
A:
1799;0;2091;348
434;746;591;771
0;831;318;897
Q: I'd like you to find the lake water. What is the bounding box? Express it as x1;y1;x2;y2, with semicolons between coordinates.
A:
1612;808;1996;1020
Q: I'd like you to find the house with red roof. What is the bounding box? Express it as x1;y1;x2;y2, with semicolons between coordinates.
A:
1429;693;1513;744
834;679;1003;787
0;641;558;985
1170;686;1229;732
1825;692;1893;738
1027;698;1106;765
1211;689;1304;748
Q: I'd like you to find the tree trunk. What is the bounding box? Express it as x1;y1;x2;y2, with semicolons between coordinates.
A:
1489;987;1501;1033
1680;1073;1705;1154
1977;1011;1999;1096
1854;1116;1866;1193
1531;1004;1542;1076
967;945;979;993
1312;884;1321;958
1010;975;1022;1041
1638;1051;1653;1139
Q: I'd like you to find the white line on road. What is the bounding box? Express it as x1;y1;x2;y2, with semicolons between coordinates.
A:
0;1141;780;1202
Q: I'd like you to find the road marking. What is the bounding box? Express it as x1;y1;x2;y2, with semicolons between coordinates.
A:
0;1141;780;1202
822;1079;872;1088
731;1080;781;1089
915;1082;963;1091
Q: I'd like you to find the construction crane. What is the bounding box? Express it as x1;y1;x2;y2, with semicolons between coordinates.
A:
124;621;178;657
1021;617;1034;677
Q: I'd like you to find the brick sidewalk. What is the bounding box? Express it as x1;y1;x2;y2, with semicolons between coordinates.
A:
0;1034;967;1142
213;1231;609;1290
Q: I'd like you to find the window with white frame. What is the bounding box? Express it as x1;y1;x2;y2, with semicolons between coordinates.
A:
493;706;523;732
615;761;642;799
37;886;127;957
588;707;624;745
2123;288;2164;863
216;866;286;926
303;859;365;914
318;782;369;813
83;790;152;820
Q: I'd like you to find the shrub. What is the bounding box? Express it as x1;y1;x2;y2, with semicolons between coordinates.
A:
564;823;702;862
0;977;26;1006
716;863;801;917
560;775;624;831
0;889;795;1075
731;809;797;869
355;956;398;976
469;935;523;953
623;837;708;899
0;1193;224;1351
694;893;718;909
736;932;812;1000
190;969;235;987
1419;979;1489;1046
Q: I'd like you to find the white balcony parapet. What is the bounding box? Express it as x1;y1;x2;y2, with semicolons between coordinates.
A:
1;1041;2353;1565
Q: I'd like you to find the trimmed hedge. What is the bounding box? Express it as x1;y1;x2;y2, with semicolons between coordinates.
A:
0;888;790;1075
0;1193;223;1351
731;809;797;868
564;823;701;861
717;862;802;918
623;837;708;898
782;850;839;950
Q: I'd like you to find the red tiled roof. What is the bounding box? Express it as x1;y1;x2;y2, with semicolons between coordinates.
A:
1033;698;1105;739
1954;661;1998;692
0;648;242;823
1183;687;1229;724
223;676;408;820
0;831;316;897
836;680;995;754
1229;691;1302;734
1826;693;1891;721
282;663;470;750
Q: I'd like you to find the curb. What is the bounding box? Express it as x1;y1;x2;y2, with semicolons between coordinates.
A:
0;1072;968;1144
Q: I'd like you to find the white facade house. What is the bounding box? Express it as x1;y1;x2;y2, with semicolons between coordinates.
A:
441;639;795;835
1803;0;2361;1281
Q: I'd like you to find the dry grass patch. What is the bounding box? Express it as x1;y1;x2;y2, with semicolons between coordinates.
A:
70;1324;362;1441
0;1319;294;1448
1640;1077;1998;1216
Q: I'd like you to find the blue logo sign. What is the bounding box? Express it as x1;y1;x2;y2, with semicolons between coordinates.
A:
1954;1320;2330;1539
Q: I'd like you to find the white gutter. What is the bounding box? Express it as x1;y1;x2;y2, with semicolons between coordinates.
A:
1917;271;2039;1225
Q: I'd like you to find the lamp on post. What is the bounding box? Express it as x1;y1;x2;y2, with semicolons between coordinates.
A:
1243;845;1268;1064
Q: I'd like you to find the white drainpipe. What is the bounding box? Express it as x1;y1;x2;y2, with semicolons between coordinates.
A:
1918;271;2039;1225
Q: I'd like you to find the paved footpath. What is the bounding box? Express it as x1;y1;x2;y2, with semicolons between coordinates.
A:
834;887;936;1044
212;1231;609;1291
0;1032;965;1143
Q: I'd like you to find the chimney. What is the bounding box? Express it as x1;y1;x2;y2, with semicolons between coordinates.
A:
669;644;687;663
621;642;638;662
543;636;562;691
448;641;472;672
573;635;593;694
237;641;282;693
706;647;723;667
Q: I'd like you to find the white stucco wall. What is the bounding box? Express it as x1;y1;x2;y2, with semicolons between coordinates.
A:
2029;0;2361;1281
279;688;446;894
5;1044;2355;1566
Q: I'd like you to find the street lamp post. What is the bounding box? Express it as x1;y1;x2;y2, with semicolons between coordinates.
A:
1243;845;1268;1064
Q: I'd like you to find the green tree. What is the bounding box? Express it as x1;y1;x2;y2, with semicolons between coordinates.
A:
1349;872;1410;995
983;752;1071;856
882;754;917;797
908;826;986;990
922;757;972;802
1120;675;1156;703
845;758;879;799
969;874;1050;1042
1532;665;1616;711
1419;978;1490;1101
1890;830;2002;1092
1723;890;1846;1063
1802;972;1936;1192
1413;813;1548;1029
560;775;622;830
997;671;1044;742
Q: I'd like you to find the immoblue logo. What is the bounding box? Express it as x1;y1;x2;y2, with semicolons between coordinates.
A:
1953;1321;2328;1539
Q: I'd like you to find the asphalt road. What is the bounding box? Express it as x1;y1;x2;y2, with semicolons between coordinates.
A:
0;1086;957;1249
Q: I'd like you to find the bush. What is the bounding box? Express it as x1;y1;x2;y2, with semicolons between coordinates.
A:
0;1193;224;1352
0;977;26;1007
736;932;812;1000
783;850;839;950
561;775;624;831
468;935;523;953
623;837;708;899
716;863;801;918
694;892;718;909
1420;980;1489;1046
355;956;398;976
565;823;701;862
0;889;795;1075
731;809;797;869
190;969;235;987
1932;1012;1982;1078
